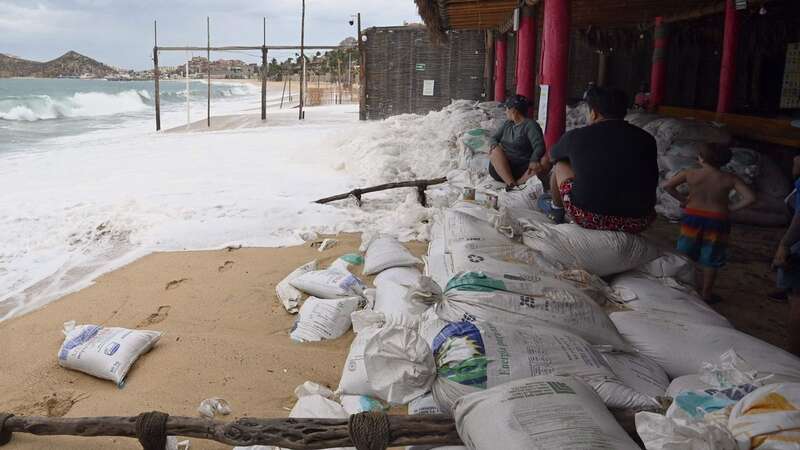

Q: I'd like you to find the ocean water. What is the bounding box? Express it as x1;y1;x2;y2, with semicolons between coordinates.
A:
0;78;367;321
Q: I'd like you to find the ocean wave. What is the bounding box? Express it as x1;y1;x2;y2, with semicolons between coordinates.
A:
0;89;152;122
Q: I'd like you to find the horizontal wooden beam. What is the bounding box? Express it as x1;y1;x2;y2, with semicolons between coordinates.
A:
658;106;800;149
156;45;350;52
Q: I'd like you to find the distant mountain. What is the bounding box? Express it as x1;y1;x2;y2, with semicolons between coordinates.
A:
0;51;118;78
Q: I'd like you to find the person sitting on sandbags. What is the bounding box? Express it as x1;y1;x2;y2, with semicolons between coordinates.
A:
487;94;548;190
539;86;658;233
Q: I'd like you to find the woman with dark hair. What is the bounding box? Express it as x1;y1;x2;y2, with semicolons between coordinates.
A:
487;95;547;190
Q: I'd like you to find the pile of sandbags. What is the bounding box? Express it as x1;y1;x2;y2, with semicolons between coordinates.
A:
624;112;792;226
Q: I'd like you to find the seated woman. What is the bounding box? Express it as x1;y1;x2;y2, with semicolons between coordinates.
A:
542;86;659;234
488;95;547;190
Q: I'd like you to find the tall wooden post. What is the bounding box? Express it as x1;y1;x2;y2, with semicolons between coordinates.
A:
484;30;495;100
597;51;609;87
542;0;570;149
207;16;211;128
717;0;739;113
357;13;366;120
153;20;161;131
494;34;507;102
261;17;267;121
650;16;667;109
299;0;305;120
515;6;536;103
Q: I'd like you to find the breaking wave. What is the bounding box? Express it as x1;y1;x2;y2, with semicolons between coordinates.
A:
0;89;152;121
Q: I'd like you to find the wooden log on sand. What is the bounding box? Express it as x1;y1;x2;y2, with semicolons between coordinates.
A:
314;177;448;207
0;412;461;450
0;408;646;449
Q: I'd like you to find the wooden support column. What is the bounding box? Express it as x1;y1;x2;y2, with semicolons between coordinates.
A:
717;0;739;113
358;13;366;121
515;6;536;102
542;0;570;149
484;30;495;101
299;0;306;120
597;51;609;87
650;16;667;109
153;21;161;132
207;17;211;128
261;18;267;121
494;33;508;103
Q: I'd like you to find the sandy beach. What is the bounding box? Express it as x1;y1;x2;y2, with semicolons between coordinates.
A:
0;233;425;449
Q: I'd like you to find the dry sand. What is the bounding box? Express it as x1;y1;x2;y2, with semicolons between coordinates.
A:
0;233;424;449
0;218;794;449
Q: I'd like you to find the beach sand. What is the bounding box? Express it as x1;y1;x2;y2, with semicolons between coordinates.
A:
0;219;793;449
0;233;424;449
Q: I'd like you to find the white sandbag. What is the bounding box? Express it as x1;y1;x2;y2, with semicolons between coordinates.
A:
58;321;161;385
408;392;442;416
338;321;435;405
635;411;737;450
427;321;655;412
412;273;630;350
329;253;364;273
636;253;695;285
276;260;318;314
603;352;670;401
611;272;731;328
610;311;800;379
626;111;662;129
373;267;422;288
728;383;800;449
363;236;421;275
289;269;365;299
287;389;352;450
497;179;544;211
339;394;388;415
373;280;428;324
454;376;641;450
441;207;512;246
522;222;661;276
289;296;360;342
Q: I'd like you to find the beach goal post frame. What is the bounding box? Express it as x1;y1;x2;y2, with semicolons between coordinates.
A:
151;18;358;132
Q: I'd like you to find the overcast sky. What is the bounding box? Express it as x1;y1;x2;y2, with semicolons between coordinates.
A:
0;1;421;70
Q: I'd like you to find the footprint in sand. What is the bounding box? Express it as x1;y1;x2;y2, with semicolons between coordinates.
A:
218;260;235;272
17;391;89;417
165;278;188;290
138;305;171;327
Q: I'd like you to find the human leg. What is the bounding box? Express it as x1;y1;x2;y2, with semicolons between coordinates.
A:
549;161;575;208
789;293;800;357
700;267;719;303
489;147;517;186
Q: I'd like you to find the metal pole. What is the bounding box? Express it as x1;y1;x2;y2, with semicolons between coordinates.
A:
542;0;571;149
207;16;211;128
186;61;190;128
494;34;507;102
261;17;267;121
650;16;667;109
717;0;739;114
299;0;305;120
358;12;366;120
153;20;161;131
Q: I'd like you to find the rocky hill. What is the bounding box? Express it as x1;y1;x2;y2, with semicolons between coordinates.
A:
0;51;117;78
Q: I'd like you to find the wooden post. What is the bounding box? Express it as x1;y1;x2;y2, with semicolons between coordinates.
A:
207;16;211;128
153;20;161;131
494;33;508;103
597;51;609;87
358;12;366;120
516;6;536;103
262;17;267;121
299;0;305;120
717;0;739;113
542;0;570;149
484;30;495;100
650;16;667;109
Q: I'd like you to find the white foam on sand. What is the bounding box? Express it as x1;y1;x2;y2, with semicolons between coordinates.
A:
0;99;495;321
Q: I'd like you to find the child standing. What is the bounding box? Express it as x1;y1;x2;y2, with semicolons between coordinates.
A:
662;144;756;304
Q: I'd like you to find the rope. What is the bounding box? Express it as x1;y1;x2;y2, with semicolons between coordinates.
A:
348;412;390;450
135;411;169;450
0;413;14;446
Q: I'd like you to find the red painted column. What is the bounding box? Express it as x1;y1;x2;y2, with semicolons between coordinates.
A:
717;0;739;113
650;16;667;110
515;7;536;101
542;0;570;149
494;34;508;102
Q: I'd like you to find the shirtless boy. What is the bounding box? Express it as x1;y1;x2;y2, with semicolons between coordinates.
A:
662;144;756;303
